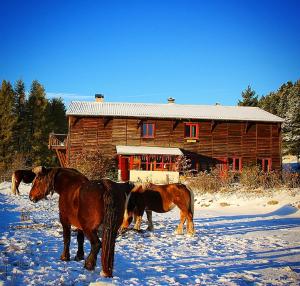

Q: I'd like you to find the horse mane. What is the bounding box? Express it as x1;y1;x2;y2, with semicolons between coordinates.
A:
130;182;153;193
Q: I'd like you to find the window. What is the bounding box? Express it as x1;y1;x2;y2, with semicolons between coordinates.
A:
184;123;199;139
228;157;242;172
257;158;272;172
142;123;155;138
127;155;179;171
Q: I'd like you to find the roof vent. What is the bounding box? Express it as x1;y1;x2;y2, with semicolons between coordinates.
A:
167;97;175;104
95;94;104;102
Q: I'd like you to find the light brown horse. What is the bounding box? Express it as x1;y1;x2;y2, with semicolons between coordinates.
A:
121;183;195;235
11;169;36;195
29;167;130;277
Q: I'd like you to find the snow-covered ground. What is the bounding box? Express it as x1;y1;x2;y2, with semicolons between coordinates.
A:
1;182;300;286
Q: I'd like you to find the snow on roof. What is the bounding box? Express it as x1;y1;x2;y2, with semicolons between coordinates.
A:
66;101;284;123
116;145;183;156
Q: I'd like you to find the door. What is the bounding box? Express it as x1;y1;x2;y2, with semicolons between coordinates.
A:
120;157;129;181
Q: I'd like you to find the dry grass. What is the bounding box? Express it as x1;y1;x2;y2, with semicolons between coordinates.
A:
187;166;300;194
267;200;279;205
220;202;230;207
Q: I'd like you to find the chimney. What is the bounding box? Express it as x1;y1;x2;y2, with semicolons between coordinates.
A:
95;94;104;102
167;97;175;104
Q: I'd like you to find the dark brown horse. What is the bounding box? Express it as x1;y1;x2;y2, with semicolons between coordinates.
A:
11;169;36;195
121;183;195;235
29;167;131;277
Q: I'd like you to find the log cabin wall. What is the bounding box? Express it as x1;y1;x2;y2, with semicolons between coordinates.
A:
67;116;281;170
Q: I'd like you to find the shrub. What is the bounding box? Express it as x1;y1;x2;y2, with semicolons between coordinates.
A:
70;150;117;180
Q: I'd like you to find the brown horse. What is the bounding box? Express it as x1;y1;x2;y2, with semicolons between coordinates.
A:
121;183;195;235
11;169;36;195
29;167;131;277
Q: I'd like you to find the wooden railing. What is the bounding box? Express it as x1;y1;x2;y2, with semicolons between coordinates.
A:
48;133;68;149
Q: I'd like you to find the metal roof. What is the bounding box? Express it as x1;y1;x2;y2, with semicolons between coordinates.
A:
67;101;284;123
116;145;183;156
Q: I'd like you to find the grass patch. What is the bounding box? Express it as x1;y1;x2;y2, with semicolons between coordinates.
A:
267;200;279;205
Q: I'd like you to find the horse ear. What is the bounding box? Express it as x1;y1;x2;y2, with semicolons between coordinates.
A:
32;166;46;175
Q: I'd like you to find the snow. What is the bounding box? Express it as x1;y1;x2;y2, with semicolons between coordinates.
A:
1;182;300;285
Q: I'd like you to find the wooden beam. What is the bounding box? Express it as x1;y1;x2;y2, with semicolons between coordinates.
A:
211;120;217;132
71;117;81;127
277;122;281;136
137;119;144;129
103;117;112;127
244;121;254;134
173;120;180;130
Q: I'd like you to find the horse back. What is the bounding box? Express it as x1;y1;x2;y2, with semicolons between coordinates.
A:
15;170;36;184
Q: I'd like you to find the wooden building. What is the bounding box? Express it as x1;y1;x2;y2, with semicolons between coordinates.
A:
49;95;284;183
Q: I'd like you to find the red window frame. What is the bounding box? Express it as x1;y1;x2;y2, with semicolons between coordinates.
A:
258;158;272;172
142;123;155;138
228;157;242;172
184;123;199;139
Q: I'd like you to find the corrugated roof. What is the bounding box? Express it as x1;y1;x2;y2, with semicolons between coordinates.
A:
66;101;284;123
116;145;183;156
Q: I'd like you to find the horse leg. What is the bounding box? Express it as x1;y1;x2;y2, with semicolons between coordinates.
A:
133;215;143;231
175;211;186;235
60;224;71;261
74;229;84;261
16;181;20;195
84;229;101;271
186;211;195;236
146;210;154;231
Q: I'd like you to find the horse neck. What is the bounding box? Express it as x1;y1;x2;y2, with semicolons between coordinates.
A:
53;169;89;195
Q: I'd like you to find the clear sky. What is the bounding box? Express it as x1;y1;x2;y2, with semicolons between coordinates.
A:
1;0;299;107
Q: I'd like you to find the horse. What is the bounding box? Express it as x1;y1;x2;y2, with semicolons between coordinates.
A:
121;183;195;235
11;169;36;195
29;166;131;277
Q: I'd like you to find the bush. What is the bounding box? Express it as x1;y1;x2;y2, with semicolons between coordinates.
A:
70;150;117;180
187;168;236;193
188;165;300;193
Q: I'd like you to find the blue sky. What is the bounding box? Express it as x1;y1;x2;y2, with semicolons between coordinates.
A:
1;0;299;107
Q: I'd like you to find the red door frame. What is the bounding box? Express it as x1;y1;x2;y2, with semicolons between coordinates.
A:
120;156;129;181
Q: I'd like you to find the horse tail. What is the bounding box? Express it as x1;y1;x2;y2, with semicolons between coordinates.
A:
101;188;125;278
11;172;17;195
185;184;194;216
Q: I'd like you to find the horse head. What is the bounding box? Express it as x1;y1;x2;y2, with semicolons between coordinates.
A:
29;166;56;202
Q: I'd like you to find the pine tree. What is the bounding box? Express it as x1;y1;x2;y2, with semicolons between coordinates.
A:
238;85;258;107
26;80;49;165
46;97;67;133
282;81;300;160
14;79;28;154
44;97;67;165
0;80;17;169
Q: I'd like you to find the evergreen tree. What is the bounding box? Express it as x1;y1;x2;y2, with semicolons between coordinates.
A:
0;80;17;169
282;81;300;160
44;97;67;166
26;80;49;165
46;97;67;133
14;79;28;154
238;85;258;107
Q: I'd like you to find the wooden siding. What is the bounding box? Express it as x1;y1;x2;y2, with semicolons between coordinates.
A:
67;116;282;170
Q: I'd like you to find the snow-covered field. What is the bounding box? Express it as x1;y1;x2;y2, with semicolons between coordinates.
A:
1;182;300;286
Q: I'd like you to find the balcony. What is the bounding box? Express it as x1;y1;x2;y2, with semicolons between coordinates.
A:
48;133;68;167
48;133;67;150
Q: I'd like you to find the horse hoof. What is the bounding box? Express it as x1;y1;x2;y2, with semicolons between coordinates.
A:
60;255;70;261
74;254;84;261
147;226;154;231
101;270;112;278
